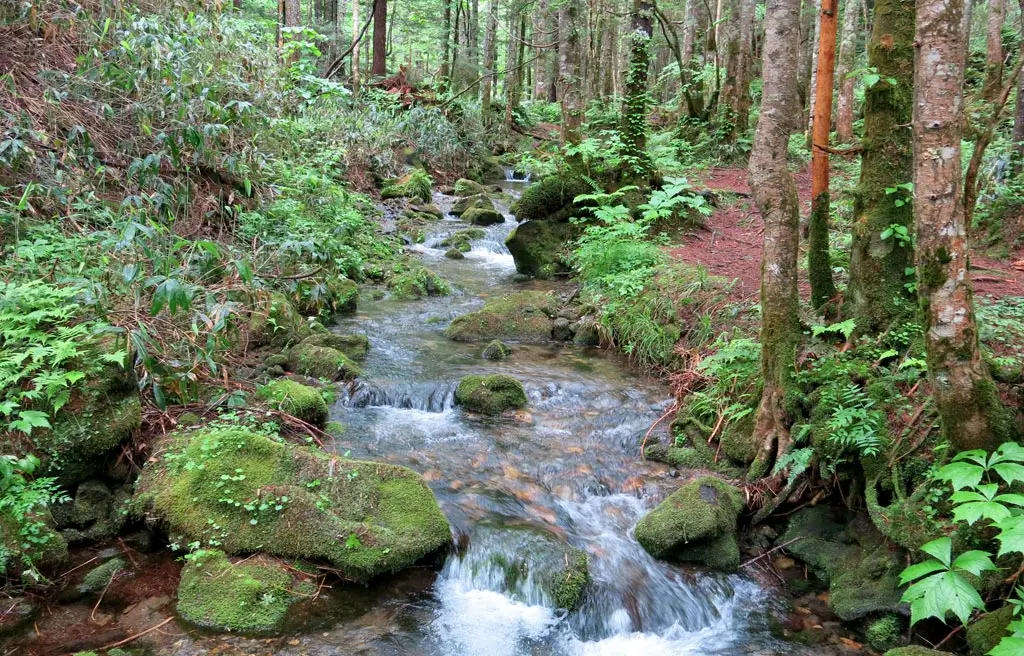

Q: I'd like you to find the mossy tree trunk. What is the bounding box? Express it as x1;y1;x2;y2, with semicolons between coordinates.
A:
503;3;523;131
680;0;709;119
844;0;914;334
480;0;498;123
558;0;583;143
621;0;655;180
913;0;1014;453
808;0;838;311
834;0;861;143
747;0;803;479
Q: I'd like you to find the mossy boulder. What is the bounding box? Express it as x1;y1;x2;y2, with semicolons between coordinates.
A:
718;413;758;465
387;266;452;300
249;291;311;348
381;170;432;203
781;505;905;621
296;332;369;360
509;174;591;222
135;428;451;582
451;193;495;217
440;228;486;252
257;380;328;427
454;179;488;197
482;340;512;361
445;248;465;260
177;550;313;634
0;510;68;577
415;203;444;219
462;206;505;226
634;476;744;571
866;614;904;652
883;649;951;656
455;374;528;415
293;275;358;317
286;342;361;381
505;220;578;279
966;605;1015;656
80;557;126;594
446;291;557;343
553;549;589;610
53;479;128;544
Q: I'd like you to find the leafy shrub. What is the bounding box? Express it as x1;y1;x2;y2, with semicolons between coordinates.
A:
0;454;69;575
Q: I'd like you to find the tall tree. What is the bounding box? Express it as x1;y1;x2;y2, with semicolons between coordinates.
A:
913;0;1013;452
352;0;361;90
621;0;655;179
440;0;452;84
680;0;710;118
747;0;803;478
558;0;584;143
504;2;524;129
845;0;915;333
834;0;861;143
808;0;838;310
481;0;498;121
372;0;386;76
982;0;1007;100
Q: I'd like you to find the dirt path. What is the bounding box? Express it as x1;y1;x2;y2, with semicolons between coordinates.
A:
670;167;1024;304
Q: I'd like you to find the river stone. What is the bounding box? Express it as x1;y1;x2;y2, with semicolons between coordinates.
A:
505;220;578;279
248;291;311;348
446;291;557;343
134;427;451;582
0;597;35;636
634;477;744;571
571;318;600;346
388;266;452;300
453;178;488;197
256;379;328;427
780;505;904;621
482;340;512;361
286;342;362;381
509;174;591;222
451;193;495;217
445;248;465;260
552;317;572;341
415;203;444;219
462;207;505;226
177;550;313;635
296;332;370;360
455;374;528;415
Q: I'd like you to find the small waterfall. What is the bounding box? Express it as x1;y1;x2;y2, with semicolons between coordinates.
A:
344;379;457;412
503;167;532;183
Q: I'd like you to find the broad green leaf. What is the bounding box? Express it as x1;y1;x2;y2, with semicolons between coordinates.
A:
989;636;1024;656
898;559;947;585
953;501;1012;525
995;494;1024;508
993;463;1024;487
904;570;984;626
921;537;952;567
996;516;1024;557
951;550;998;577
936;461;985;491
953;450;990;466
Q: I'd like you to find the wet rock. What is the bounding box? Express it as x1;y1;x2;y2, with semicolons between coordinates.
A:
440;228;486;252
381;170;432;203
445;248;465;260
781;505;904;621
884;648;952;656
294;275;358;316
462;207;505;226
415;203;444;219
505;220;578;279
297;332;370;360
455;374;528;415
286;342;362;381
571;318;601;346
257;379;329;427
177;550;313;634
482;340;512;361
248;291;312;348
453;178;488;197
446;291;557;343
451;193;495;217
635;476;744;571
966;605;1015;655
511;273;532;283
509;174;591;223
56;480;130;545
80;557;126;594
553;549;589;610
134;427;451;581
387;266;452;300
552;317;572;341
0;597;35;637
556;306;581;322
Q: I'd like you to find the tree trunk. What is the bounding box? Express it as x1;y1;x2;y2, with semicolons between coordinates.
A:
469;0;480;85
845;0;914;333
963;0;974;45
440;0;452;83
480;0;498;122
621;0;655;179
835;0;861;143
351;0;361;90
914;0;1011;453
1015;50;1024;163
504;4;523;130
533;0;550;100
372;0;386;76
284;0;300;24
602;13;618;98
733;0;756;133
558;0;584;143
982;0;1006;100
803;0;821;135
747;0;803;479
808;0;838;310
681;0;709;119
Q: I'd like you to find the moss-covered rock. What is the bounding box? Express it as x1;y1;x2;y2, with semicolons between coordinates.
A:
866;614;904;652
451;194;495;217
80;557;126;593
966;605;1015;656
0;597;35;637
462;207;505;226
454;179;488;197
553;549;589;610
883;648;951;656
135;428;451;582
509;174;591;222
440;228;486;252
177;550;313;634
381;170;432;203
445;248;465;260
286;342;362;381
781;505;904;621
505;220;578;279
53;479;128;544
415;203;444;219
249;291;311;348
293;275;358;317
718;413;758;465
446;291;557;343
634;477;744;571
388;266;452;300
257;380;329;427
0;510;68;577
455;374;528;415
296;332;369;360
482;340;512;361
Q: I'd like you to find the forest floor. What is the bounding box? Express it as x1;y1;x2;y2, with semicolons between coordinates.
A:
672;167;1024;304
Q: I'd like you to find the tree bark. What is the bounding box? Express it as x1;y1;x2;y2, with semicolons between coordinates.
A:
835;0;861;143
808;0;838;310
804;0;821;137
371;0;386;76
982;0;1006;100
621;0;655;179
284;0;300;24
504;4;523;130
533;0;550;100
481;0;498;121
351;0;361;90
681;0;709;119
440;0;452;84
558;0;584;143
747;0;803;478
913;0;1011;453
845;0;915;333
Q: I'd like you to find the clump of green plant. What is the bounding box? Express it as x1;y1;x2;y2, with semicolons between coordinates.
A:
0;454;69;576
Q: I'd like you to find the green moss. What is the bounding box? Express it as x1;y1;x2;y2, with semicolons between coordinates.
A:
866;614;903;652
451;194;495;217
80;557;125;593
552;550;589;610
634;477;743;569
296;333;369;360
135;428;451;582
453;178;488;196
482;340;512;361
249;291;311;348
42;393;141;484
0;511;68;576
446;291;556;343
674;531;740;571
381;170;433;203
441;228;487;253
257;380;328;427
287;342;362;381
387;266;452;300
455;374;528;415
505;220;578;279
444;248;465;260
883;648;950;656
966;605;1014;656
462;207;504;226
177;550;312;634
509;174;591;222
326;276;359;313
719;413;757;465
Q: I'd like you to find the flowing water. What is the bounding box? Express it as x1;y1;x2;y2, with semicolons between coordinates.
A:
312;185;803;656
